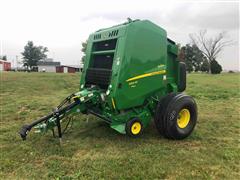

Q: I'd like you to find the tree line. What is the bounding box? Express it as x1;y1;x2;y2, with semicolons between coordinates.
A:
178;30;232;74
20;30;231;74
178;44;223;74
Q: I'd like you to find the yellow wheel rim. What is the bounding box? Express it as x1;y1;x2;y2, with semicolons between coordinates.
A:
177;109;191;128
131;122;141;135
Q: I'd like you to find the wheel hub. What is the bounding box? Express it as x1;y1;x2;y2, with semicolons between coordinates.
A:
177;108;190;128
131;122;141;134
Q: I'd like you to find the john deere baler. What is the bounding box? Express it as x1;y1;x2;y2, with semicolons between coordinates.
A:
20;19;197;141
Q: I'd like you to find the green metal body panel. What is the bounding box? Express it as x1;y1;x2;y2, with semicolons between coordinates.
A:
78;20;181;133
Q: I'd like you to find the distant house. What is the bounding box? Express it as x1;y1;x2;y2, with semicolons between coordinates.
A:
0;60;11;71
69;64;84;72
37;61;61;72
56;65;79;73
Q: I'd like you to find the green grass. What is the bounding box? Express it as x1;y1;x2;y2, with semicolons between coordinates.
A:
0;72;239;179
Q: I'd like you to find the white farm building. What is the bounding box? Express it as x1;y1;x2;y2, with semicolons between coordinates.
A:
37;61;61;72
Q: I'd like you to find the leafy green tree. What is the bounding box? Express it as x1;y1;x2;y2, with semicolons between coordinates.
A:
1;55;7;60
200;59;209;73
179;46;192;73
21;41;48;69
180;44;204;73
210;59;222;74
178;44;185;62
184;45;194;73
81;41;87;63
191;44;205;72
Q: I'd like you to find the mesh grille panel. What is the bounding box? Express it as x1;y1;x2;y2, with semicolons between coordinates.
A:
85;68;112;89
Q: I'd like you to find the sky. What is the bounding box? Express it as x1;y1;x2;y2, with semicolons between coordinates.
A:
0;0;239;70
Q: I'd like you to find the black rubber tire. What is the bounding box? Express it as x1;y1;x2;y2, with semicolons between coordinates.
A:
154;93;197;140
125;118;143;137
178;62;186;92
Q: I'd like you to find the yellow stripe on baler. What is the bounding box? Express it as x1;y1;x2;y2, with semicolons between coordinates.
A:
126;70;166;82
111;98;116;109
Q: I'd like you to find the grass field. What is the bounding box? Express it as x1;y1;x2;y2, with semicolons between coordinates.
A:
0;72;239;179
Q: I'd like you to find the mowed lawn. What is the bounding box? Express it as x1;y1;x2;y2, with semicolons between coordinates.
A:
0;72;239;179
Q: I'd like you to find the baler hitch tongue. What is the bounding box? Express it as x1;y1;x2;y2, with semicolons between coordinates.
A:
18;93;81;141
